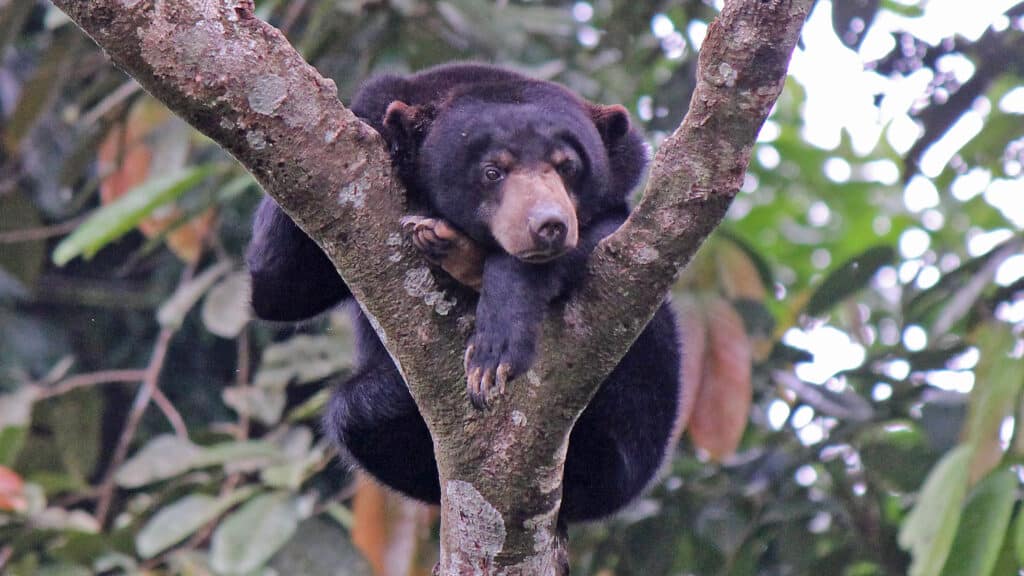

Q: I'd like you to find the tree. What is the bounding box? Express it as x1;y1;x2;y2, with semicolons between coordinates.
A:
41;0;808;571
4;1;1024;574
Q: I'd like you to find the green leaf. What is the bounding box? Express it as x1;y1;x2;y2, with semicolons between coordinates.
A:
92;552;138;574
0;192;45;295
269;518;373;576
115;435;204;488
804;245;895;316
1015;505;1024;567
116;434;281;487
938;467;1017;576
210;492;299;574
222;385;286;426
35;564;91;576
28;506;99;533
0;386;37;465
988;522;1019;576
0;426;27;466
254;333;355;389
52;165;216;266
898;445;973;576
0;385;35;428
3;28;76;151
164;550;215;576
200;271;252;338
880;0;923;16
906;342;971;372
261;427;323;489
718;228;776;289
905;242;1002;322
858;422;935;492
195;439;281;470
964;325;1023;452
135;488;255;559
831;0;878;49
285;388;329;423
43;389;103;486
0;0;35;57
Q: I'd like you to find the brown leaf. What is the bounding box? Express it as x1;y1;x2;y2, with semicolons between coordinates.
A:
0;465;26;512
98;98;214;263
687;297;753;461
674;295;707;444
352;474;436;576
717;242;767;301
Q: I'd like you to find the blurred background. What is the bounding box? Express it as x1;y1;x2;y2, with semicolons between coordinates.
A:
1;0;1023;574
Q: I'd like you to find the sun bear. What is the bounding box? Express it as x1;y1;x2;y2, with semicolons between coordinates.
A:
247;63;684;522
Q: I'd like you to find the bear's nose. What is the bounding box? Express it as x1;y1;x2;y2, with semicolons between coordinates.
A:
528;208;569;250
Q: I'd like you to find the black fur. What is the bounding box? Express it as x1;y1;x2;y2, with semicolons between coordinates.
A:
247;63;683;522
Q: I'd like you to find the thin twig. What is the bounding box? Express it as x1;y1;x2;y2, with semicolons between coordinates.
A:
94;326;175;527
152;328;254;568
91;261;197;527
80;80;142;126
151;387;188;439
279;0;308;36
37;369;147;400
0;217;85;244
0;164;18;197
234;329;251;440
930;239;1021;337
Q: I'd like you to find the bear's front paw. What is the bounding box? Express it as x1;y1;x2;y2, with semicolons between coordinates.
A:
401;215;451;263
401;215;484;290
463;330;534;409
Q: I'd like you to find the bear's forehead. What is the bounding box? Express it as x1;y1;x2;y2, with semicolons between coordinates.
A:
449;99;583;125
434;98;601;158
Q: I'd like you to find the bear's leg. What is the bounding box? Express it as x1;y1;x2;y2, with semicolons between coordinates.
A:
464;254;563;408
560;303;683;522
324;355;440;504
246;196;350;322
463;214;631;408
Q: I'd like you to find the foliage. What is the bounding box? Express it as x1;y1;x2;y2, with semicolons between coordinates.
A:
0;0;1022;574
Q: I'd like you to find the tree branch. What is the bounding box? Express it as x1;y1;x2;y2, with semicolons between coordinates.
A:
556;0;812;410
53;0;811;571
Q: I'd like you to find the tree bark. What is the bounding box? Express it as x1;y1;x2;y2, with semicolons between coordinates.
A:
52;0;812;572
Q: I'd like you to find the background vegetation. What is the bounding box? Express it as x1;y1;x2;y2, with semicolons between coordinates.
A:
1;0;1023;574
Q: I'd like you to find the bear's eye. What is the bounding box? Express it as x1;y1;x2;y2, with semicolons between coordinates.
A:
483;166;504;183
557;161;579;179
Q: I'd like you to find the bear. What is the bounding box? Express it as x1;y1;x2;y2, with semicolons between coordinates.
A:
246;63;685;523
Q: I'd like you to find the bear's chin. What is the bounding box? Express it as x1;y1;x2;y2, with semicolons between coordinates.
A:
515;249;568;263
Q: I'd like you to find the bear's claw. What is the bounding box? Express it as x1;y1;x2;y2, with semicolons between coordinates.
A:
401;216;451;262
464;332;529;409
464;344;489;409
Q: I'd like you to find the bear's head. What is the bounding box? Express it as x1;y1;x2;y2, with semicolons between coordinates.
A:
383;82;644;263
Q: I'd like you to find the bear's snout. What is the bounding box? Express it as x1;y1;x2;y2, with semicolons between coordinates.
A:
528;205;570;251
490;168;580;263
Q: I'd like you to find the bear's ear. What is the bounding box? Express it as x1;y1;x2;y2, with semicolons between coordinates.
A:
383;101;434;146
589;104;632;145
